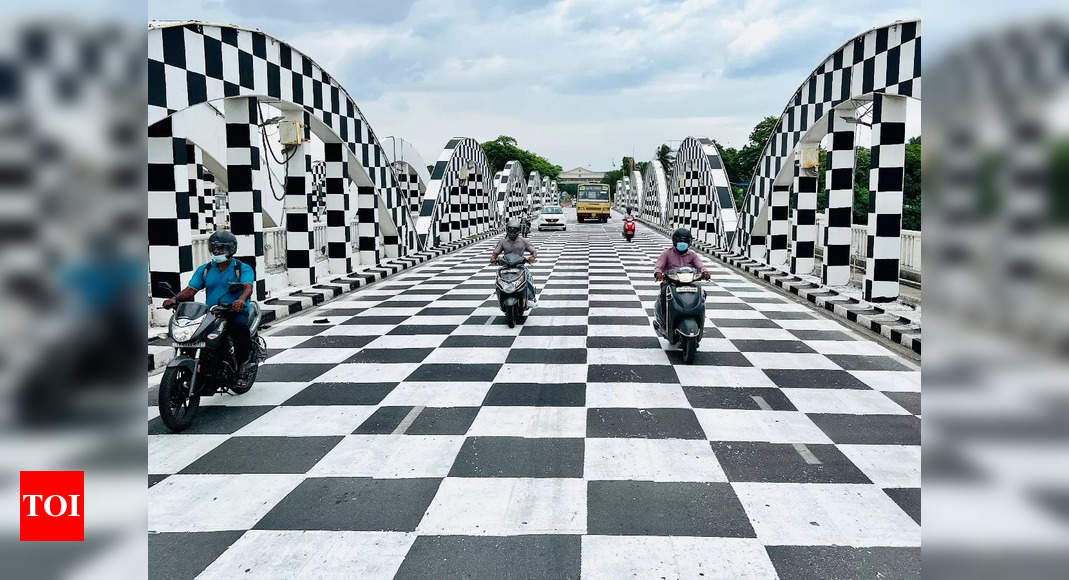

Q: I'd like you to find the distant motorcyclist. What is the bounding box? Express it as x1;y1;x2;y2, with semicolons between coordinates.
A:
163;230;254;371
491;218;538;306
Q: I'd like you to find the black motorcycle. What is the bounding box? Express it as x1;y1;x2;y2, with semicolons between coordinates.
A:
495;254;531;328
520;215;532;237
157;282;266;432
653;267;707;363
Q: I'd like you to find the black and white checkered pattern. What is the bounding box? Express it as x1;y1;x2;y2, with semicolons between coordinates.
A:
223;96;267;299
149;210;919;578
822;112;857;286
496;160;529;225
731;20;920;298
418;137;494;248
864;93;907;302
310;159;326;222
186;143;207;234
148;22;413;297
528;171;544;214
148;118;194;310
790;151;819;276
666;137;738;249
640;157;670;226
394;161;424;224
285;145;316;287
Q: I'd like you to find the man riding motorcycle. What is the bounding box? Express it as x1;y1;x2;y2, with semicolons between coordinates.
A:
162;230;255;373
490;218;538;306
654;228;710;323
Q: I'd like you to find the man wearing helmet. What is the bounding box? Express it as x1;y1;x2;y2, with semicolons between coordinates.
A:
163;230;255;370
654;228;710;322
490;218;539;305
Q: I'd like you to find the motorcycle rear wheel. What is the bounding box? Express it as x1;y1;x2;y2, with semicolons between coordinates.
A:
158;366;199;432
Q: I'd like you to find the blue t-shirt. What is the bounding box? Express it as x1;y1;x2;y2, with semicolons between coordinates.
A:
189;259;254;312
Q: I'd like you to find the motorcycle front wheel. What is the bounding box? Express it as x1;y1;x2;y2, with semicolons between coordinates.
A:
681;337;697;364
157;366;200;432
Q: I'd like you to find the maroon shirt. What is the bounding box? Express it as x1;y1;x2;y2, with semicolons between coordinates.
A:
654;248;707;275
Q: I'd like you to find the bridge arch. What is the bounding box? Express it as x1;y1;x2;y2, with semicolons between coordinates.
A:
640;157;670;225
147;21;414;313
528;171;544;213
417;137;494;247
495;160;530;224
667;137;737;248
731;19;921;301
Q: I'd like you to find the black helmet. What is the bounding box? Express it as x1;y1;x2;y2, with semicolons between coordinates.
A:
672;228;693;246
208;230;238;257
506;218;521;240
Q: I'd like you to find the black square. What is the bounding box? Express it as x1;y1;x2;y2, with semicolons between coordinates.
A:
766;546;920;580
885;487;921;524
441;335;516;348
448;436;584;478
354;406;412;434
683;386;796;410
179;436;342;474
587;365;678;383
150;531;243;580
765;369;872;389
148;406;271;435
266;325;328;337
882;391;921;415
506;349;586;364
665;350;752;366
483;383;585;406
345;348;434;363
711;441;871;483
405;407;479;435
254;477;442;531
283;382;396;406
255;363;333;382
587;408;705;439
586;481;754;537
586;336;662;349
405;363;501;382
826;354;912;371
396;535;580;580
809;413;921;445
388;325;457;335
731;340;816;353
293;335;374;348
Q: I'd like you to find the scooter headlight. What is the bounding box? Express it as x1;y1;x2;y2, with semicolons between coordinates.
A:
501;280;523;293
675;272;695;284
170;315;205;343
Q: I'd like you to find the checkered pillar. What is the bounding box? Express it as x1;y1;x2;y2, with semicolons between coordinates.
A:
324;142;353;274
791;147;819;275
357;185;381;266
767;184;790;267
285;141;316;286
201;170;216;232
186;143;204;234
822;113;857;286
864;93;907;302
148;118;193;324
223;97;266;300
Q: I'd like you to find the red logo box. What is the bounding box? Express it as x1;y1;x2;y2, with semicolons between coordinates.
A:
20;471;84;541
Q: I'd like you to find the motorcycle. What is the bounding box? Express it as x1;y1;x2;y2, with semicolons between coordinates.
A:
653;267;707;363
495;254;532;328
156;282;266;432
623;216;636;242
520;215;532;237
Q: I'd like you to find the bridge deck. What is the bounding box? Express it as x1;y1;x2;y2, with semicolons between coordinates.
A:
148;209;920;579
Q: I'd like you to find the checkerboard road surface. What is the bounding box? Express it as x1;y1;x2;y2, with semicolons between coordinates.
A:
148;209;920;579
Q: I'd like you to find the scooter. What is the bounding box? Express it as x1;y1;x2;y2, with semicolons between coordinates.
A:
156;282;266;432
623;216;636;242
495;254;532;328
653;267;707;363
520;215;532;237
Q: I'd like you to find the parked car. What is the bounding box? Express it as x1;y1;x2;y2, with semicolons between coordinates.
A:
537;205;566;231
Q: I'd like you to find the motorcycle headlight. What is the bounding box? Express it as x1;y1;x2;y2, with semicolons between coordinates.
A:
676;272;695;284
501;280;523;293
170;315;205;343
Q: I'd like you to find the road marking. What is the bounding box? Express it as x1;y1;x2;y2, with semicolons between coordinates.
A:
792;443;822;465
392;406;424;435
751;395;772;410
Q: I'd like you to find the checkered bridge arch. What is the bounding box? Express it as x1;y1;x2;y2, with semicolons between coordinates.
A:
666;137;738;249
528;171;544;214
730;20;920;302
495;160;529;224
640;157;669;225
417;137;494;248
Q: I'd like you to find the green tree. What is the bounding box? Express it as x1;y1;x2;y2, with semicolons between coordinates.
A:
656;144;675;172
480;135;562;180
903;136;921;230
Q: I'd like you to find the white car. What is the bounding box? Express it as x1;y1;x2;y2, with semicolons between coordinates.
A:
537;205;566;231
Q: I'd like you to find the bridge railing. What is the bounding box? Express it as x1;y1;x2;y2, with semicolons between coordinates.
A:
793;215;921;278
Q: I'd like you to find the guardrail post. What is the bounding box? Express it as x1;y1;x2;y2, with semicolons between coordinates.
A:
822;112;857;286
148;117;194;325
791;147;819;275
325;142;354;274
285;110;316;286
864;93;906;302
767;184;790;267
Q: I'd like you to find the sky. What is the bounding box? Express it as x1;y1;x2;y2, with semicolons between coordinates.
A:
148;0;921;171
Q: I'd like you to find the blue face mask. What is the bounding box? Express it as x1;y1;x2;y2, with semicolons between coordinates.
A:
676;242;689;252
211;254;229;264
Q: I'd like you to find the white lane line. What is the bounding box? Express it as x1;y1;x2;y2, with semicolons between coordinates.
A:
792;443;822;465
751;395;772;410
392;406;425;435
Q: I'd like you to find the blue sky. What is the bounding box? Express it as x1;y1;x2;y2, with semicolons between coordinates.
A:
149;0;921;170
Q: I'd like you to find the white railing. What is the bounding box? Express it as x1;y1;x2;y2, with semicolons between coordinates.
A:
800;215;921;275
192;233;210;266
264;227;287;271
314;223;328;261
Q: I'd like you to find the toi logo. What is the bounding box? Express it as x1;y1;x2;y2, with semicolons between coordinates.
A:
20;471;84;541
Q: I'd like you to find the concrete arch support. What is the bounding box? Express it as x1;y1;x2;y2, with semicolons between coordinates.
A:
641;158;669;225
417;137;493;247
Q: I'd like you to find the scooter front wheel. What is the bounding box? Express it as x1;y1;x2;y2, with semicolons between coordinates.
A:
506;307;516;328
157;366;200;432
681;337;698;364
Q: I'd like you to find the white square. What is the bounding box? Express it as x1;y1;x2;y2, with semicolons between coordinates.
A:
743;352;840;370
234;406;378;436
381;382;491;407
262;335;313;349
315;363;419;383
417;478;586;535
511;335;587;349
772;319;845;331
584;439;727;482
581;536;777;580
804;340;892;356
451;324;521;336
694;409;832;443
850;370;920;392
198;530;415;580
782;388;911;415
717;327;798;340
319;325;399;337
468;406;586;437
674;366;774;388
264;348;361;365
586;348;670;365
585;383;689;408
148;435;228;474
733;482;920;546
423;347;511;364
524;316;588;327
309;435;466;478
363;334;448;349
200;382;311;407
494;363;588;384
838;444;921;488
149;474;304;532
587;325;654;337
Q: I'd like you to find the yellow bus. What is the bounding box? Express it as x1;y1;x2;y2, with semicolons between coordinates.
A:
576;183;610;223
